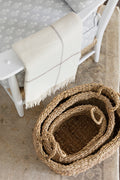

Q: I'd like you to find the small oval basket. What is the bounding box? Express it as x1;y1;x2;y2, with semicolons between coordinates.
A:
33;83;120;176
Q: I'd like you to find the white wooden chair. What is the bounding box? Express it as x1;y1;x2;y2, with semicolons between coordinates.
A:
0;0;118;117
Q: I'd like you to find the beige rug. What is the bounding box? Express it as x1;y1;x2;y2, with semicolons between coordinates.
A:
0;7;119;180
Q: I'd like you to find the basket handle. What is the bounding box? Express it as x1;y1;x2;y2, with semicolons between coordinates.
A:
97;86;120;112
90;107;103;125
41;132;67;161
41;132;57;161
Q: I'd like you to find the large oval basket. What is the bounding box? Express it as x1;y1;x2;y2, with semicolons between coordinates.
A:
33;83;120;176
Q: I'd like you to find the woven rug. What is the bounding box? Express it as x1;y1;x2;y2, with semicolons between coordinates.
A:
0;7;119;180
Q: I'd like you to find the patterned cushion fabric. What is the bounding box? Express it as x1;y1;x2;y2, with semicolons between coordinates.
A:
0;0;98;88
0;0;71;53
0;0;97;53
65;0;96;13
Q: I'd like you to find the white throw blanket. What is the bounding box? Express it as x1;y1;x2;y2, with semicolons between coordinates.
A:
12;12;82;108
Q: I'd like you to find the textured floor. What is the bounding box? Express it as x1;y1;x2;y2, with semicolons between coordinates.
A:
0;7;120;180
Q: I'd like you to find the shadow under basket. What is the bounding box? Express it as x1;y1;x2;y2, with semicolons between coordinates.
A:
33;83;120;176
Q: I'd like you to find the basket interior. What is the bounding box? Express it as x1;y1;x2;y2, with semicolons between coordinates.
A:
54;113;100;155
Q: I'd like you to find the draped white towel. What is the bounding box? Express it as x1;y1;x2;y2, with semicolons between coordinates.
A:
12;12;82;108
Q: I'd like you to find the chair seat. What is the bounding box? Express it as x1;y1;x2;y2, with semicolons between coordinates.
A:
0;0;98;53
65;0;97;13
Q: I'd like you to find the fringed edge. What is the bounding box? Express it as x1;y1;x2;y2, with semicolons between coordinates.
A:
25;75;76;109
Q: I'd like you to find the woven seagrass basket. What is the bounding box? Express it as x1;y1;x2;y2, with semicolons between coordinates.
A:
33;83;120;176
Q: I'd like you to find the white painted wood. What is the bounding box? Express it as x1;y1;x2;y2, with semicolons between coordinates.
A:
81;25;98;51
0;49;24;81
94;0;119;62
0;0;118;116
8;75;24;117
78;0;106;21
79;50;95;65
3;87;14;102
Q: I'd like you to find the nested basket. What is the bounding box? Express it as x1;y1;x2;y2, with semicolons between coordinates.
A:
33;83;120;176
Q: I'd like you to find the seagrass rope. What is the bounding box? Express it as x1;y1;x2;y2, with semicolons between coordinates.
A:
33;83;120;176
41;92;114;163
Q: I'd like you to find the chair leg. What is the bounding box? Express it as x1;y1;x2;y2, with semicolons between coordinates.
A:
94;38;102;63
8;75;24;117
94;0;119;63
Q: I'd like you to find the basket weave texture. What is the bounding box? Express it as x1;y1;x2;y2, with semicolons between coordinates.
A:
33;83;120;176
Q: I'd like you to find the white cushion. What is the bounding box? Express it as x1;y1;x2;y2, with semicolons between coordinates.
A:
0;0;97;53
65;0;96;13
